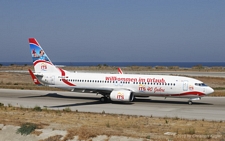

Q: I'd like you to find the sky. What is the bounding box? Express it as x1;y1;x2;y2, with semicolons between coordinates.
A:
0;1;225;62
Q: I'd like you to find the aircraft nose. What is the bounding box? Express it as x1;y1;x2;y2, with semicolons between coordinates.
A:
207;87;214;95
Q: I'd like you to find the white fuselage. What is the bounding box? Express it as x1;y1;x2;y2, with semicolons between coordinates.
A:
39;70;214;99
29;38;215;104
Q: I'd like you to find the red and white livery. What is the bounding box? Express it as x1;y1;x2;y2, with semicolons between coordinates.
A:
28;38;214;105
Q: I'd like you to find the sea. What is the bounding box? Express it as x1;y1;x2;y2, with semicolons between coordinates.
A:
0;62;225;68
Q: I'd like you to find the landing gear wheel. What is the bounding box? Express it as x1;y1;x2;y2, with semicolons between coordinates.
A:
188;101;192;105
100;97;108;103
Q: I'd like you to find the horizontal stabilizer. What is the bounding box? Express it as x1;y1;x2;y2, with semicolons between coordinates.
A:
28;69;42;85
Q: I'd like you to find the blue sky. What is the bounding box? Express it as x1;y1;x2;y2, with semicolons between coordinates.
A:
0;1;224;62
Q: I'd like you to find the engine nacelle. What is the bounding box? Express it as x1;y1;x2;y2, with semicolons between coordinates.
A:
110;90;134;102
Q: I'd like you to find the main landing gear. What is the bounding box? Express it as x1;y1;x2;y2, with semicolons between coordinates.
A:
100;96;110;103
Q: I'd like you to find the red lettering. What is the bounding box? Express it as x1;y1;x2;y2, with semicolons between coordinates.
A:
147;87;153;91
154;87;165;93
138;78;145;82
139;86;146;92
117;95;124;100
105;76;166;83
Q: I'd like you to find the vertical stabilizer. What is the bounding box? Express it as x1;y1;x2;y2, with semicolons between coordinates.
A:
29;38;58;73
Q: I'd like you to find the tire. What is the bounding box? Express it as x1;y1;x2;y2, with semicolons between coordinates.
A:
100;97;108;103
188;101;192;105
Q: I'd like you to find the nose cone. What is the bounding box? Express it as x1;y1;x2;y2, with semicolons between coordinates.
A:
206;87;214;95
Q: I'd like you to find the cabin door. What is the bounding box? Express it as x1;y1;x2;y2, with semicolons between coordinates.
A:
183;81;188;91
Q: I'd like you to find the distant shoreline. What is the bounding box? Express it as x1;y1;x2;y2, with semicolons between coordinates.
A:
0;64;225;72
0;62;225;68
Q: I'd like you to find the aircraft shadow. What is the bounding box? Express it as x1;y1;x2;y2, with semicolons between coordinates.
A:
47;101;133;108
20;93;133;108
19;93;212;106
46;101;104;108
20;93;100;100
20;93;104;107
133;98;213;105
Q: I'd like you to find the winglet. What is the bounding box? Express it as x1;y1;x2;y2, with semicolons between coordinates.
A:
118;67;123;74
28;69;42;85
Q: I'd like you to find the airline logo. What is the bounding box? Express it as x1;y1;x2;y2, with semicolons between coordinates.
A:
139;84;146;92
117;92;124;100
189;85;194;90
41;63;47;71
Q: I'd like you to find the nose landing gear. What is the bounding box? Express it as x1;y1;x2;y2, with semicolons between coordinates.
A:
188;97;201;105
188;100;193;105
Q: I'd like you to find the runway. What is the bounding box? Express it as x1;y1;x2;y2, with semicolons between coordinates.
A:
0;88;225;121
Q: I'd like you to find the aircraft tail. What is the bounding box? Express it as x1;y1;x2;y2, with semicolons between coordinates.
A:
29;38;58;73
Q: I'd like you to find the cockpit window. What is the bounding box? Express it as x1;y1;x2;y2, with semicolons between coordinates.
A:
201;83;208;86
195;83;208;86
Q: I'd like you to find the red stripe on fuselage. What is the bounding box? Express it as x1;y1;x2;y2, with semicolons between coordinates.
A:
171;91;205;97
140;91;205;97
58;68;76;86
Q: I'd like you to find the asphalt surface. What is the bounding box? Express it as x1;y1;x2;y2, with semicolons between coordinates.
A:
0;89;224;121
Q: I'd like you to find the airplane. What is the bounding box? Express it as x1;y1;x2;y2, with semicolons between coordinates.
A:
28;38;214;105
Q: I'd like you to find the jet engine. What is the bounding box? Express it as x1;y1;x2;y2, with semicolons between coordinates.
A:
110;90;134;102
